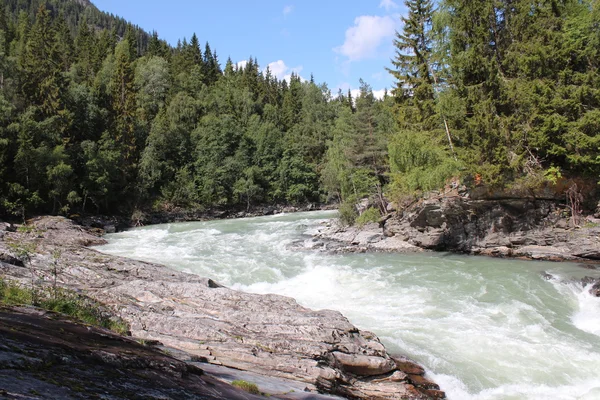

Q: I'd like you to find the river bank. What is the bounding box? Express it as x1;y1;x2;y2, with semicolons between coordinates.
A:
0;216;444;399
311;195;600;265
70;202;336;234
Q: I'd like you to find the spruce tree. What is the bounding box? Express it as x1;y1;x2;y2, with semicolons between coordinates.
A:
387;0;436;126
111;40;137;171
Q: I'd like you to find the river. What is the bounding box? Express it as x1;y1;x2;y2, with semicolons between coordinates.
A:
97;210;600;400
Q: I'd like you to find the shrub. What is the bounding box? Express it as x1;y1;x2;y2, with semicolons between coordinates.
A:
356;207;381;227
231;380;260;395
338;201;358;226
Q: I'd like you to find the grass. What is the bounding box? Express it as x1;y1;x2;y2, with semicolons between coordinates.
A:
231;380;260;395
0;278;129;335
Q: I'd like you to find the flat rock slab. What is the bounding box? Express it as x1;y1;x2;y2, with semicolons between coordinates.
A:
0;216;440;400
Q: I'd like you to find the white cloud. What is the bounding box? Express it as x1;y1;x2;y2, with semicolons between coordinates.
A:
266;60;288;79
236;60;248;70
334;83;387;101
283;5;294;16
334;15;396;61
379;0;399;11
372;89;387;100
265;60;304;82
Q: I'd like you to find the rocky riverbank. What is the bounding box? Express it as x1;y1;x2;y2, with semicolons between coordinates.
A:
73;203;335;234
0;216;444;399
313;196;600;262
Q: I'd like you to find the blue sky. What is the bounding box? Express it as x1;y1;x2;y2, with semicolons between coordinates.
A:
92;0;407;98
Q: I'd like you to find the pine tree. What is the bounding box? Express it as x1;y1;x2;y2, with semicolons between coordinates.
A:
188;34;203;66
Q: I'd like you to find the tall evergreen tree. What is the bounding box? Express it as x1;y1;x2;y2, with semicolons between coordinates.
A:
387;0;436;126
111;40;137;177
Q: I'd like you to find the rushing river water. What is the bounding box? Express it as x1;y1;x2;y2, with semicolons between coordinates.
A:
98;210;600;400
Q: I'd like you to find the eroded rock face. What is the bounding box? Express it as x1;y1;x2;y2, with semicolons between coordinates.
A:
0;216;440;400
315;197;600;262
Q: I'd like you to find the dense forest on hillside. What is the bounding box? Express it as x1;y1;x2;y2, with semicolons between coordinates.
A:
0;0;599;223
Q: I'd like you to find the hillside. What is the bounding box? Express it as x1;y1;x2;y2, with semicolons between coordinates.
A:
0;0;599;227
2;0;152;54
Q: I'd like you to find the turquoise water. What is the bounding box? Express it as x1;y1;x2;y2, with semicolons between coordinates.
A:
97;211;600;400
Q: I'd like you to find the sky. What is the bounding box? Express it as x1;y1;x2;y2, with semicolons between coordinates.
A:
92;0;407;99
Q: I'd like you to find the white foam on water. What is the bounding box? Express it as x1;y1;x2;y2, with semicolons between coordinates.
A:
553;280;600;337
570;283;600;337
431;372;600;400
97;211;600;400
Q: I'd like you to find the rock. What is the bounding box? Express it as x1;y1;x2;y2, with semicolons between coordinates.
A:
0;252;24;267
406;374;440;390
332;352;397;376
592;282;600;297
583;277;600;297
0;222;14;232
0;306;259;400
356;198;371;215
420;389;447;399
0;216;439;400
392;356;425;376
319;195;600;262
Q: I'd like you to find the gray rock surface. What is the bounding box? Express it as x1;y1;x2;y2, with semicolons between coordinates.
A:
315;196;600;263
310;221;423;254
0;216;439;399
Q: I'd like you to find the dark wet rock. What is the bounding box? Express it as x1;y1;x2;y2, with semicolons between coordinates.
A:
582;277;600;297
0;216;440;400
0;252;24;267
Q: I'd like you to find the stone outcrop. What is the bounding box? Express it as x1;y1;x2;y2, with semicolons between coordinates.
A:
315;195;600;263
0;216;442;399
0;306;261;400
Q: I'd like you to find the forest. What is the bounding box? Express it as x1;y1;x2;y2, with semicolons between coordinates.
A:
0;0;599;224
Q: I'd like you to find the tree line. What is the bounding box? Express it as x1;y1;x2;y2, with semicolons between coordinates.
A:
1;0;598;224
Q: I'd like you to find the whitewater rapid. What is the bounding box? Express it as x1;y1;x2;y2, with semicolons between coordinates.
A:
97;211;600;400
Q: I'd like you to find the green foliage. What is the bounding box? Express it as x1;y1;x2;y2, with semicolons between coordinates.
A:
0;0;598;223
231;380;260;395
388;129;461;194
356;207;381;227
